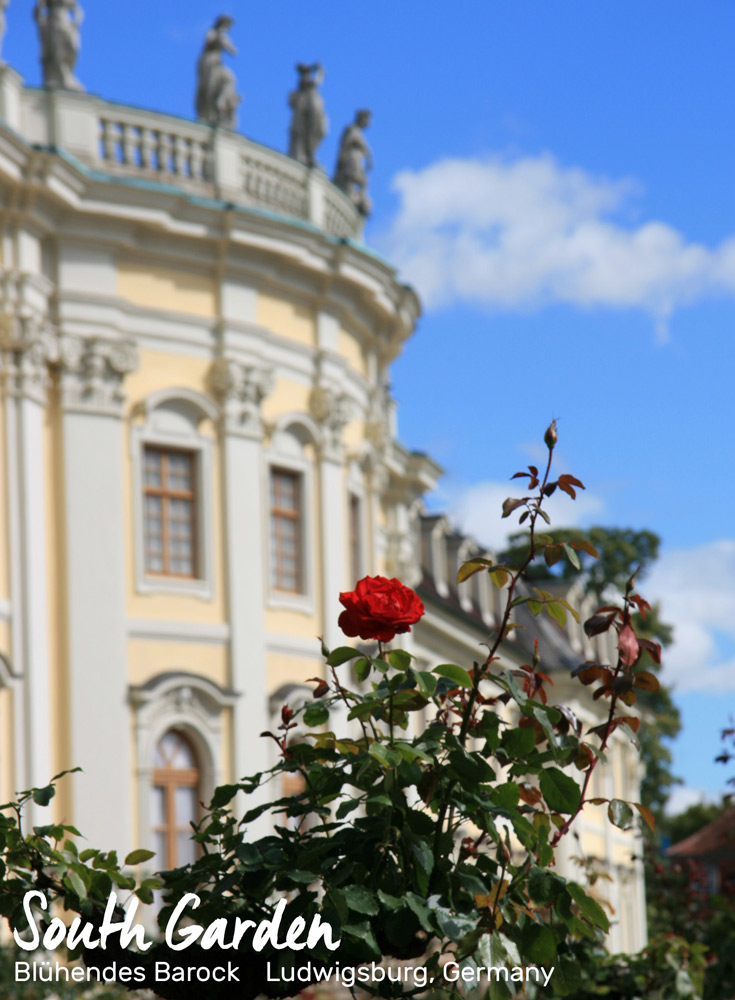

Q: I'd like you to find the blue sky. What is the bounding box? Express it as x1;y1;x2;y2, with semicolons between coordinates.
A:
7;1;734;810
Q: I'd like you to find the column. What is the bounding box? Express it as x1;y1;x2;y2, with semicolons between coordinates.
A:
1;321;52;824
210;358;274;792
309;385;351;650
58;335;137;853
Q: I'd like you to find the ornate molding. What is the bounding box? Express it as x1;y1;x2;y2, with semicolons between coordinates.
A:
0;313;55;404
58;336;138;416
209;357;274;439
309;385;351;461
364;378;392;455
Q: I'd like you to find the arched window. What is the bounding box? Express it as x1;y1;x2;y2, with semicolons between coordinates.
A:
151;730;200;868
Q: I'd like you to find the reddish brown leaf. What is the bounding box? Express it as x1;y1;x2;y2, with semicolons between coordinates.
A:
519;784;543;806
618;624;640;667
584;614;614;637
569;539;600;559
502;497;526;518
634;802;656;832
637;638;662;665
633;670;660;692
618;716;640;733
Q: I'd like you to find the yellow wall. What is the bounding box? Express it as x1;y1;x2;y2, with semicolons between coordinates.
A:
127;640;229;689
338;325;367;378
0;687;11;803
262;378;311;424
257;293;315;347
117;262;216;318
266;652;323;697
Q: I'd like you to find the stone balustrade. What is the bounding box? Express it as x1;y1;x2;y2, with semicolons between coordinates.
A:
0;67;363;240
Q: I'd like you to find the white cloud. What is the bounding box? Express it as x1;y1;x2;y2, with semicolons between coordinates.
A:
445;479;604;552
383;154;735;333
664;785;722;817
646;540;735;693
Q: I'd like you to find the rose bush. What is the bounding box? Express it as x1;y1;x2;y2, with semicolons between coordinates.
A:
337;575;425;642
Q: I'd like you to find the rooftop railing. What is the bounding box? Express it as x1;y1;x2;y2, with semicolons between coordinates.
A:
0;71;363;241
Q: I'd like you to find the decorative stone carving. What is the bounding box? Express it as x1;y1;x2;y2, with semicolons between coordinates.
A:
309;385;351;460
334;110;373;215
209;357;274;438
0;313;54;403
57;336;138;415
288;63;328;167
33;0;84;92
196;15;241;129
364;377;392;455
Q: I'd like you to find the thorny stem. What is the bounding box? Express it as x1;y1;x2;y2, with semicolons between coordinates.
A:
434;444;556;864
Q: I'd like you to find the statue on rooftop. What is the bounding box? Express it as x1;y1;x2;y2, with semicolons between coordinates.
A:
33;0;84;91
333;110;373;216
0;1;9;64
196;15;241;129
288;63;328;167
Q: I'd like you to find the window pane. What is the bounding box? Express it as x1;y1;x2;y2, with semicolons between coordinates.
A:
143;448;197;578
153;830;167;865
150;786;166;826
143;450;162;487
175;786;197;826
177;832;197;866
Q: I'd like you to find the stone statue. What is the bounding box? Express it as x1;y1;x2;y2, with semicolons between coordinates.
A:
0;1;9;64
288;63;328;167
196;15;241;129
33;0;84;91
334;110;373;215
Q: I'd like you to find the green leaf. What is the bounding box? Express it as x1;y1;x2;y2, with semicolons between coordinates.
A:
528;599;543;616
303;704;329;727
342;885;379;916
210;784;238;809
490;782;520;809
567;882;610;933
545;600;567;627
415;671;437;698
388;649;412;671
563;543;581;570
124;849;156;866
326;646;361;666
433;663;473;688
608;798;634;830
368;742;402;768
524;924;556;965
501;726;536;757
353;657;371;682
539;767;581;814
65;870;87;900
32;785;55;807
527;868;566;906
457;558;493;583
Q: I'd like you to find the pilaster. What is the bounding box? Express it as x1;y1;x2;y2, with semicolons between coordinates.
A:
211;357;273;810
309;383;351;648
0;320;52;822
58;335;137;852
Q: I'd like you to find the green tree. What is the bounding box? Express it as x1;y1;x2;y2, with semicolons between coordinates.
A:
500;525;680;823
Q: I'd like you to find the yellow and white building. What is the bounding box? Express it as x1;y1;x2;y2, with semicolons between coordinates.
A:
0;63;646;952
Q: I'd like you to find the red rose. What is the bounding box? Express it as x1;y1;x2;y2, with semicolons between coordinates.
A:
338;575;425;643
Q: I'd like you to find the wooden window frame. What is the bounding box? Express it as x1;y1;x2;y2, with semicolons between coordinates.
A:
143;446;198;579
270;467;303;593
152;731;200;870
349;492;362;585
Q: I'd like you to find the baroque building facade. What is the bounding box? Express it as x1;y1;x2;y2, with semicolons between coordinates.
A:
0;65;646;952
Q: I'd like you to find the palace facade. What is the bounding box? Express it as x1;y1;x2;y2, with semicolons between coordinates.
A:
0;60;645;952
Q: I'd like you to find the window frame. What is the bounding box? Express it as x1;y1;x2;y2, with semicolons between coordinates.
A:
151;729;201;870
264;434;314;613
269;466;304;595
142;446;199;580
131;399;214;600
